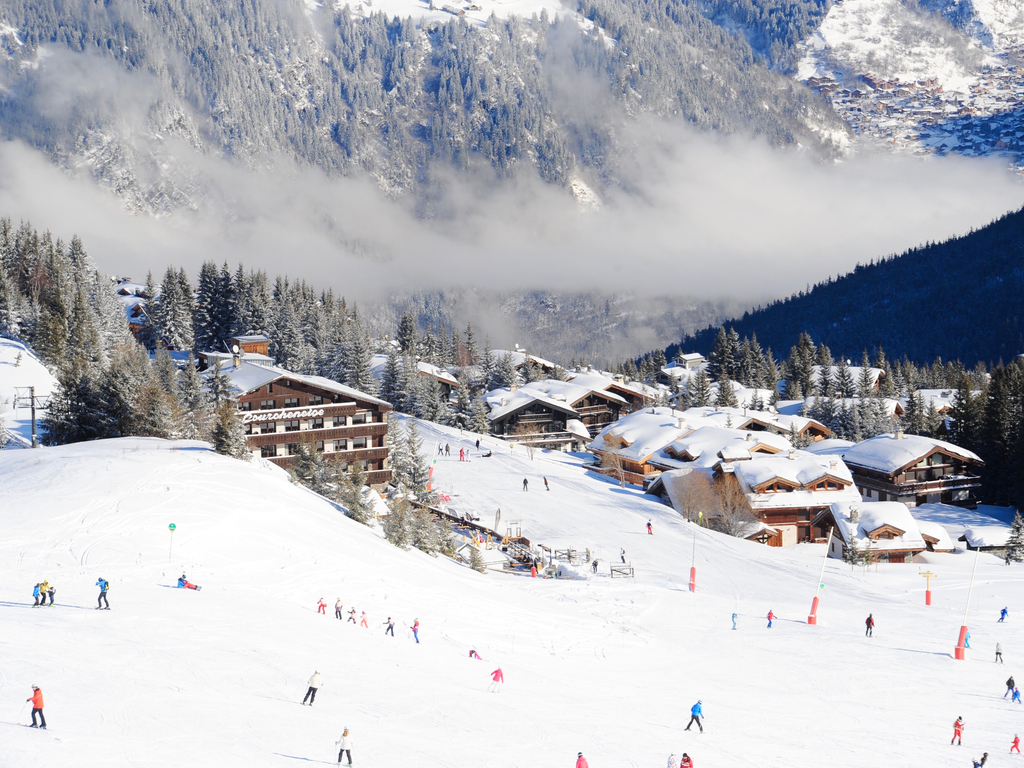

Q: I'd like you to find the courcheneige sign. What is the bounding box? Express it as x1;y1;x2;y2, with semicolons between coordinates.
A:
241;407;327;424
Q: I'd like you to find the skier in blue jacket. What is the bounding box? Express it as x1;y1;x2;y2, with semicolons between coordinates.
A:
684;701;703;733
1001;607;1009;622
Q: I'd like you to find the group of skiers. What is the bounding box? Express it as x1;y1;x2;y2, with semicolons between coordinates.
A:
319;598;421;642
31;581;55;606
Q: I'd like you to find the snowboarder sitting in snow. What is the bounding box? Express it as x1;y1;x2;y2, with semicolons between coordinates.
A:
482;450;492;457
469;649;481;659
973;752;988;767
177;574;200;590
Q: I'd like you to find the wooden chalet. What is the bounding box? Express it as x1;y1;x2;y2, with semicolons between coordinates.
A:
216;360;393;485
813;502;927;563
586;407;690;486
486;381;626;449
842;432;984;508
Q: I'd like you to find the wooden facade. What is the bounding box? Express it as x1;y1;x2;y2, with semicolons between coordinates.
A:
234;371;392;485
848;445;983;508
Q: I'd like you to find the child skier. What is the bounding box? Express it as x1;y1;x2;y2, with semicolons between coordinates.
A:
336;727;353;765
1012;734;1020;754
1013;687;1021;704
412;618;420;643
348;608;357;624
685;701;703;733
488;667;504;693
647;521;653;535
302;672;322;706
973;752;988;767
32;583;41;606
96;577;110;609
335;599;343;619
952;716;964;745
46;583;55;606
360;611;368;628
469;649;481;659
667;753;678;768
865;614;874;637
26;685;45;728
384;617;395;636
767;610;775;629
1001;607;1009;622
317;598;327;615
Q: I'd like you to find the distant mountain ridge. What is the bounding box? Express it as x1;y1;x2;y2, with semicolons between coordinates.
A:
671;206;1024;366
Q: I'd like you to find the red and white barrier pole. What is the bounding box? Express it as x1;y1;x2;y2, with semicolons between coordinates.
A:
689;534;697;592
955;549;980;660
808;529;833;625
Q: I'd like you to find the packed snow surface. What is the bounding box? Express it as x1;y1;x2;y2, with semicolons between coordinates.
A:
3;422;1024;767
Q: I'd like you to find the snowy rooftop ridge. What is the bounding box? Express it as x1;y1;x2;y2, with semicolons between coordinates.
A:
210;359;391;408
824;501;928;552
842;433;983;474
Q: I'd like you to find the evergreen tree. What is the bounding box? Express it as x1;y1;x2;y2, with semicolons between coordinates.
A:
707;326;736;383
103;341;156;437
405;420;433;496
454;381;472;428
397;311;417;354
193;261;223;351
138;272;160;351
463;322;478;366
1006;511;1024;563
412;507;444;555
340;462;376;525
469;544;486;573
715;379;739;408
493;351;521;390
206;358;236;403
41;362;110;444
0;259;22;339
387;413;412;489
176;353;211;440
290;441;337;498
212;399;251;461
835;356;855;398
469;394;490;434
384;496;414;549
379;344;403;408
686;368;713;407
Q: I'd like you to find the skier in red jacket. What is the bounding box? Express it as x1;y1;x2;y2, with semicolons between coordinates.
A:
27;685;45;728
952;716;964;745
317;598;327;614
576;752;589;768
1011;734;1020;754
767;610;775;629
488;667;504;693
680;754;693;768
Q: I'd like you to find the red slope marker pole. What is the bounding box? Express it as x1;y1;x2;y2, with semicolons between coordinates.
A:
808;529;833;625
689;533;696;593
956;549;980;660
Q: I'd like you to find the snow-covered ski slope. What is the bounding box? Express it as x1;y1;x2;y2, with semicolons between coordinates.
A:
3;426;1024;767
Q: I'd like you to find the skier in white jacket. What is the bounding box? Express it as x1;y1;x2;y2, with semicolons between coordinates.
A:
667;753;679;768
303;672;322;706
336;727;353;765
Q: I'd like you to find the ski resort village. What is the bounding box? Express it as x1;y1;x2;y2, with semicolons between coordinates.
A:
4;252;1024;768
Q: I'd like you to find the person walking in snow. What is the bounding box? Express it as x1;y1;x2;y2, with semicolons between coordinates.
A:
685;700;703;733
302;672;322;706
317;598;327;615
335;599;343;620
544;477;550;491
488;667;504;693
1012;734;1020;754
997;643;1004;663
732;613;737;630
348;608;357;624
523;478;529;491
39;580;50;605
360;611;368;628
621;548;626;563
459;447;465;461
575;752;589;768
667;752;679;768
445;443;450;457
973;752;989;767
680;755;693;768
865;614;874;637
767;610;775;629
26;685;45;728
647;521;653;535
1007;676;1016;698
952;716;964;745
592;559;598;574
412;618;420;643
32;583;41;607
96;577;110;609
46;583;55;606
437;443;444;456
336;727;353;765
1001;607;1009;622
384;617;395;636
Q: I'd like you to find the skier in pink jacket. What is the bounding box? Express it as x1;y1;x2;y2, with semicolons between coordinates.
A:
488;667;504;693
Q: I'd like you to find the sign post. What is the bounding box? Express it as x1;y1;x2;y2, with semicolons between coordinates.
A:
168;523;176;564
920;570;938;606
808;529;833;625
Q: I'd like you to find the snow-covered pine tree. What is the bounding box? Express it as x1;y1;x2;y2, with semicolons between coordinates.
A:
66;285;102;370
212;398;250;461
707;326;735;383
817;344;835;397
836;356;855;398
379;344;403;409
0;259;23;339
397;311;417;355
469;544;486;573
135;370;177;438
138;271;160;351
176;353;211;440
1006;512;1024;563
454;381;472;428
470;394;490;434
412;507;444;555
463;322;478;366
290;441;337;498
479;340;496;390
686;367;713;407
193;261;222;351
340;462;376;525
386;413;412;489
405;420;434;498
384;496;413;549
102;341;156;437
206;358;236;403
41;361;111;444
715;379;739;408
154;343;178;397
493;351;521;390
397;353;418;412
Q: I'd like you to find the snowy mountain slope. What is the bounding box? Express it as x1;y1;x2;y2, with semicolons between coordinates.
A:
3;433;1024;766
0;338;55;448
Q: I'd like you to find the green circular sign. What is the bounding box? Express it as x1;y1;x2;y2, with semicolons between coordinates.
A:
819;583;825;590
169;524;176;532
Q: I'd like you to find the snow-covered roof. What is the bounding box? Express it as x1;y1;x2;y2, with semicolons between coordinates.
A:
680;406;830;438
587;407;690;463
231;335;271;343
802;438;856;456
565;372;660;401
491;349;556;371
731;452;861;511
914;520;956;551
900;389;980;413
960;525;1011;548
115;281;148;296
824;501;927;552
485;379;624;423
842;434;983;474
208;360;391;408
368;354;460;387
652;426;792;471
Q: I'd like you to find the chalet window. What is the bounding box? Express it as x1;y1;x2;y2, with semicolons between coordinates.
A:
244;424;252;435
237;401;252;412
286;443;300;456
334;439;348;451
352;437;367;449
260;400;275;410
333;416;346;427
311;418;324;430
261;445;277;458
284;398;300;408
284;420;300;432
261;422;276;435
352;412;368;425
309;396;324;405
267;383;273;394
315;441;324;452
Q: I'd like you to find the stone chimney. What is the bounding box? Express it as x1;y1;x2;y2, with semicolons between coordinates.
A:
788;449;797;460
850;505;859;523
895;429;905;440
746;433;753;442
